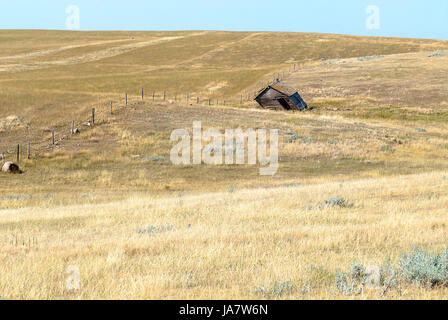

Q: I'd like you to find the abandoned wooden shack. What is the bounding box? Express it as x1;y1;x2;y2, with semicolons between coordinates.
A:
255;81;308;111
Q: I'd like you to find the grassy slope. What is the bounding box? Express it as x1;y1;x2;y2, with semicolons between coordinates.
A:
1;30;447;121
2;171;448;299
0;30;448;299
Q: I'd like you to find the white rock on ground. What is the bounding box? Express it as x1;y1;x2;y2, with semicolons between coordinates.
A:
2;161;20;173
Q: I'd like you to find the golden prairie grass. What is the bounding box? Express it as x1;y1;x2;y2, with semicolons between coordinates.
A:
1;30;448;299
1;30;448;123
2;99;448;205
1;170;448;299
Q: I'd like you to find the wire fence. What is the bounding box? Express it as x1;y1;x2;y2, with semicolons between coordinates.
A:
1;60;313;168
5;46;448;168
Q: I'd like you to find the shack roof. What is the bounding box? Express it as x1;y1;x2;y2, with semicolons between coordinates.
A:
269;81;299;96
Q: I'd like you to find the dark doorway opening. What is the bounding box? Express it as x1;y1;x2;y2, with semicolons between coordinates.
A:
278;98;291;110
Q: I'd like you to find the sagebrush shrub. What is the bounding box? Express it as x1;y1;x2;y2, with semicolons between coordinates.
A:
380;145;394;153
415;128;427;133
143;155;168;162
400;247;448;288
318;197;353;209
335;261;400;296
255;280;295;298
285;131;312;144
334;247;448;296
138;223;176;236
335;269;363;296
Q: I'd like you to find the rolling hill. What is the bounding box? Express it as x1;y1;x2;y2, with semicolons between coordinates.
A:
1;30;448;299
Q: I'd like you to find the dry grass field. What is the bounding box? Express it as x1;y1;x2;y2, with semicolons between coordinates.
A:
1;30;448;299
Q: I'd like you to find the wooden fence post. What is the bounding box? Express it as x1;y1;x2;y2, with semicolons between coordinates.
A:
27;142;30;160
125;94;128;106
141;88;144;100
16;144;19;163
197;97;199;104
52;130;55;145
174;93;177;102
71;120;75;134
92;108;95;126
163;91;166;101
208;99;211;106
1;152;4;166
110;101;113;115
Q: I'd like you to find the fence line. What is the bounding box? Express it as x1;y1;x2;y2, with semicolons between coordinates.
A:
1;60;314;167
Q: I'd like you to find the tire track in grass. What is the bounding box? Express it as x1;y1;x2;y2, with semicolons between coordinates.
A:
0;32;209;74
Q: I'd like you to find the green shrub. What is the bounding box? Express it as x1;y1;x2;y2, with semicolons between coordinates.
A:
255;280;295;298
143;155;168;162
336;262;400;296
380;145;394;153
415;128;427;133
138;224;176;236
333;247;448;296
335;264;365;296
318;197;353;209
400;247;448;288
285;131;313;144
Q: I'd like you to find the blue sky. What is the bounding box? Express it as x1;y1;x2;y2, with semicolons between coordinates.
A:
1;0;447;40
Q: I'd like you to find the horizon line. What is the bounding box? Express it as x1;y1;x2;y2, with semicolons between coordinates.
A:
2;28;447;42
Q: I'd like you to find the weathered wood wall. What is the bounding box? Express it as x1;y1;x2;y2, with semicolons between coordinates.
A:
255;88;288;109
